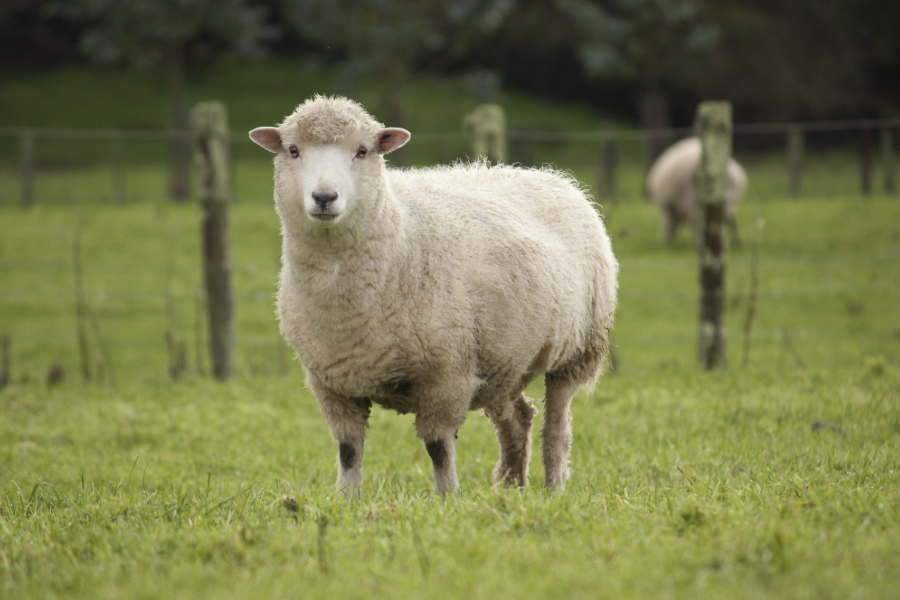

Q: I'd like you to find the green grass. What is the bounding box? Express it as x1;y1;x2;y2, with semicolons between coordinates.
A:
2;362;899;599
1;193;899;599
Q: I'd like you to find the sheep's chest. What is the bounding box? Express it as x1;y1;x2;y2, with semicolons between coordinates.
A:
278;285;421;410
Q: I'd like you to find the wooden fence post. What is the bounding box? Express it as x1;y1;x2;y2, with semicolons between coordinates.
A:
21;130;35;207
787;126;803;200
464;104;506;166
882;128;896;195
192;102;233;381
695;101;732;370
860;125;873;197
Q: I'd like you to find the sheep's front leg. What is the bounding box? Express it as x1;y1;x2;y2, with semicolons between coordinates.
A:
307;373;371;497
423;432;459;495
416;399;468;495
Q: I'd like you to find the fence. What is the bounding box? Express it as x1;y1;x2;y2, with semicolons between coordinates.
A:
1;248;898;384
1;112;898;386
1;117;899;206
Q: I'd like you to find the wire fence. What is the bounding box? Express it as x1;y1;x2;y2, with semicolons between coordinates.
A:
1;115;898;384
1;247;898;382
1;116;898;206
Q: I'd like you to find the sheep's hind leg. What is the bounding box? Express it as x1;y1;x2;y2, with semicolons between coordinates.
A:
486;393;537;488
541;374;580;492
307;373;371;498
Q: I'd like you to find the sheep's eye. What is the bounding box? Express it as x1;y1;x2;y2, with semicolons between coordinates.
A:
355;146;367;159
288;145;299;159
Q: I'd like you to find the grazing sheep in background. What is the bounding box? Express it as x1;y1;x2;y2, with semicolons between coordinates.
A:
249;96;618;495
647;137;747;247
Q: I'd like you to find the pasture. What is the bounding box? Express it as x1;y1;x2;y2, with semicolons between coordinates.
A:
1;188;899;598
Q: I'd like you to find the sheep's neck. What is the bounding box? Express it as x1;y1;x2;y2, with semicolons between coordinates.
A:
282;192;408;308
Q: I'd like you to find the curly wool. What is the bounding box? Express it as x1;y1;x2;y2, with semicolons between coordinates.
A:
280;95;385;145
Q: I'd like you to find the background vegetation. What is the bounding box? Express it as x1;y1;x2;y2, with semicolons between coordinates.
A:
4;0;900;128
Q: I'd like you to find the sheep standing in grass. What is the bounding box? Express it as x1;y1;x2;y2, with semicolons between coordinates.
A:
250;96;618;495
647;137;747;246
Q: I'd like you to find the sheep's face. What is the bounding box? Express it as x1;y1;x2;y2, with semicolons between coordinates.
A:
249;126;410;230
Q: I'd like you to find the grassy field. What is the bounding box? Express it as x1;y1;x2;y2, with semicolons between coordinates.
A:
2;62;900;599
1;192;899;599
2;363;898;600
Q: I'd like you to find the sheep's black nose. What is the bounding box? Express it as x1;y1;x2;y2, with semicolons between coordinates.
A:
312;191;337;208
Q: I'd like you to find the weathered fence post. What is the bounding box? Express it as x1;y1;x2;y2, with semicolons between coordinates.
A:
192;102;233;381
20;130;35;207
597;133;617;201
787;126;803;200
464;104;506;166
860;125;873;197
881;128;896;195
695;101;732;370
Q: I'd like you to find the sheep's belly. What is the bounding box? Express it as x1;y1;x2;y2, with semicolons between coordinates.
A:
301;338;422;413
315;367;419;415
371;390;418;415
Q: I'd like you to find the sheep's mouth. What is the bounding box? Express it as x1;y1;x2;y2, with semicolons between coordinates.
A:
308;212;341;223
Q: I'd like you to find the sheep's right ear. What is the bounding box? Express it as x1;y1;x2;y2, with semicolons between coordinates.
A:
249;127;285;153
375;128;411;154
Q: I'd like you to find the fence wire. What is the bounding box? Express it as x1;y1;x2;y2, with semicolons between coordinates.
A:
1;116;899;206
1;116;898;380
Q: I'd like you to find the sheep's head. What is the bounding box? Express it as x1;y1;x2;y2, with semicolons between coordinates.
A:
249;96;410;230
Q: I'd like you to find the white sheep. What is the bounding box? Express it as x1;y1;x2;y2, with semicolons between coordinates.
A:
646;137;747;246
249;96;618;495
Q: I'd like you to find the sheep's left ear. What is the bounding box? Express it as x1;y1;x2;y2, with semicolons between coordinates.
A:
375;128;411;154
249;127;285;153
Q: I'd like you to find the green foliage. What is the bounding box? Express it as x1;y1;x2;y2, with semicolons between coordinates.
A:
560;0;718;84
48;0;275;70
279;0;514;123
282;0;512;76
